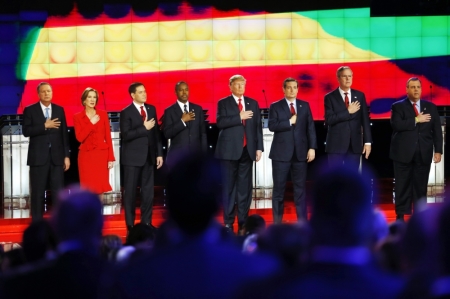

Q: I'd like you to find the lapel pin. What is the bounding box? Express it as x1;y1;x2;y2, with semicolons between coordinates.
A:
299;105;302;107
424;107;426;110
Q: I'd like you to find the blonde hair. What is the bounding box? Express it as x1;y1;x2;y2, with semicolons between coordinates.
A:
229;75;246;85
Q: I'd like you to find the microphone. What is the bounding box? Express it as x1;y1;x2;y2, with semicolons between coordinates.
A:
262;89;268;109
430;85;433;103
101;91;106;111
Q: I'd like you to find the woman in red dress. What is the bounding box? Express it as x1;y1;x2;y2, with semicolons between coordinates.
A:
73;87;115;195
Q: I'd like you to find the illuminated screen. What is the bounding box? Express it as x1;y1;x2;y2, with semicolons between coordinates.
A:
1;4;450;125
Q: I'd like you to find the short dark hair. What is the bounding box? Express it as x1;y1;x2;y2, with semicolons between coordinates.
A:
336;66;352;77
128;82;144;96
175;81;188;92
80;87;99;106
37;82;51;93
406;77;422;87
283;77;298;88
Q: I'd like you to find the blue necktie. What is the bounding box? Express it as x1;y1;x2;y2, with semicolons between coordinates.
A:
45;107;49;119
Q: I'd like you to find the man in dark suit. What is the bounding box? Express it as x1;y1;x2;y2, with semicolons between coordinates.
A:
23;82;70;220
324;66;372;170
163;81;207;168
390;77;443;220
215;75;263;233
268;77;317;223
120;82;163;232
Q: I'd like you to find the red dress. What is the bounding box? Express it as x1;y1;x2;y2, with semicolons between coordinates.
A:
73;109;115;194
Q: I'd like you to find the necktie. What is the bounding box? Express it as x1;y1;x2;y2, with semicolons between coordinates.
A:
344;93;349;108
140;106;146;121
290;103;296;116
184;104;189;127
238;98;246;147
412;103;419;116
45;107;49;119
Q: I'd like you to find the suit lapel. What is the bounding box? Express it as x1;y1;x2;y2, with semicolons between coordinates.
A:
332;89;346;108
282;100;292;119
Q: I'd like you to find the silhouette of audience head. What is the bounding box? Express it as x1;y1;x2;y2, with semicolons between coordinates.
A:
22;219;57;263
257;222;311;269
311;165;373;247
52;188;103;245
242;214;266;236
166;153;222;235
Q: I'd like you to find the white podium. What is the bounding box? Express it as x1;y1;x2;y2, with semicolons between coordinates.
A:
427;117;446;201
2;120;30;219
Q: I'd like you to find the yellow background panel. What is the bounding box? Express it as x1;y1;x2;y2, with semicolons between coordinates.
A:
105;63;132;75
266;19;292;40
187;41;212;62
159;21;186;41
160;41;186;62
212;61;240;68
132;62;160;73
240;40;265;61
344;42;371;60
30;43;49;64
266;40;291;60
318;38;345;59
186;62;213;70
50;64;77;78
78;63;105;77
292;39;318;61
132;42;159;63
239;19;265;40
48;27;77;42
77;25;104;42
104;42;132;63
292;16;319;39
77;42;104;63
132;23;159;42
186;20;213;41
159;62;187;71
105;24;132;42
213;41;239;61
36;28;49;43
49;43;77;64
26;64;50;80
265;12;292;19
213;19;239;41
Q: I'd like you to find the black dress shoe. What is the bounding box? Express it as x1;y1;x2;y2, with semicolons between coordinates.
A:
396;214;404;221
145;223;158;231
224;224;234;234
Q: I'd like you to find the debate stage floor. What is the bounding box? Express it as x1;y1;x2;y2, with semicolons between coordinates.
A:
0;179;444;245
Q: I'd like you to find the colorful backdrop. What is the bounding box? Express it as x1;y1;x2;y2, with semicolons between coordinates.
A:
1;3;450;125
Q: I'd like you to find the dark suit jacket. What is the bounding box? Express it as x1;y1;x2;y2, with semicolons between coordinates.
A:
268;99;317;162
120;103;163;167
23;102;70;166
390;98;443;164
215;95;263;161
324;88;372;154
163;102;207;166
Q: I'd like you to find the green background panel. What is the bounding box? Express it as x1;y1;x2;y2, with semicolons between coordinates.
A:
396;37;421;58
422;37;447;57
396;17;422;37
370;17;396;38
422;16;447;36
371;37;396;58
344;18;370;38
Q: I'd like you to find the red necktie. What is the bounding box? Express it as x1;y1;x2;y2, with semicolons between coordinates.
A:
290;103;296;116
140;106;146;121
412;103;419;116
344;93;349;108
238;98;246;147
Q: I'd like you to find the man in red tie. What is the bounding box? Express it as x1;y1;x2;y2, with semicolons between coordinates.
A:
324;66;372;171
120;82;163;235
215;75;263;233
268;77;317;223
390;77;443;220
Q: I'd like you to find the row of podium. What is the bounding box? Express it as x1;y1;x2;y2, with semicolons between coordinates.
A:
0;112;446;219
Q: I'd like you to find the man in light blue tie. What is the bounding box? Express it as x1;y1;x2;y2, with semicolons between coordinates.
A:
23;82;70;220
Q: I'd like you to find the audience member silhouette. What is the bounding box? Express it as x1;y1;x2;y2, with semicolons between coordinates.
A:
106;153;280;299
22;219;57;263
0;188;106;299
